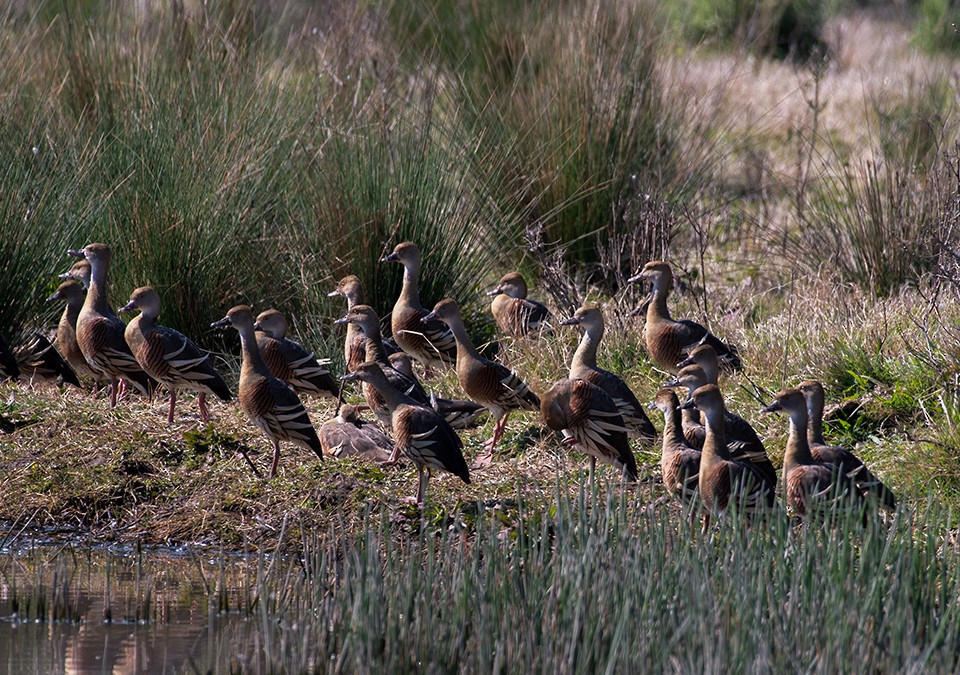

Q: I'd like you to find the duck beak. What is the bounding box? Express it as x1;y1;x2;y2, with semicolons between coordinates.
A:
46;291;59;302
647;401;657;410
421;310;438;323
210;316;231;329
380;252;400;263
333;314;349;326
252;321;264;332
327;289;342;298
626;271;649;284
760;401;781;414
66;249;85;259
58;271;73;280
118;300;137;314
676;355;695;369
678;398;697;411
663;377;682;388
340;372;359;382
559;317;580;326
485;286;503;297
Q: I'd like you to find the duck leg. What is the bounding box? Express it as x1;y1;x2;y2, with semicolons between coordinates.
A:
198;392;210;424
167;388;178;425
269;440;281;478
109;379;119;408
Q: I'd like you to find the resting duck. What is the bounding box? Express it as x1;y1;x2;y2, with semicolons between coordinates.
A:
681;384;774;527
541;378;637;483
15;333;80;387
212;305;322;478
380;242;457;370
486;272;553;338
628;261;741;373
48;279;98;382
387;352;487;428
761;388;864;519
342;362;470;505
328;274;399;372
797;380;896;509
560;305;656;441
318;404;394;463
121;286;231;424
650;388;701;507
253;309;338;399
67;243;155;407
423;298;540;464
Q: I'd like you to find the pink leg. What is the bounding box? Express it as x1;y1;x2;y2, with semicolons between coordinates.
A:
167;389;177;425
117;379;127;402
198;392;210;423
269;440;281;478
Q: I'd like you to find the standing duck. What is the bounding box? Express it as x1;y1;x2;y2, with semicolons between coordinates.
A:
423;298;540;464
253;309;339;399
211;305;322;478
380;242;457;371
541;378;637;483
560;305;656;441
15;333;80;387
388;352;487;428
341;362;470;505
120;286;232;424
680;384;774;527
48;279;98;382
486;272;553;338
797;380;896;509
628;261;741;373
318;404;394;463
761;388;864;519
665;364;777;489
650;388;701;507
67;243;155;407
328;275;400;372
0;332;20;381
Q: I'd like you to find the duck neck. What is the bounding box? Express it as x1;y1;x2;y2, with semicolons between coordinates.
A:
360;322;388;364
85;259;112;315
445;315;481;360
700;359;719;385
400;261;421;307
646;285;672;323
571;321;602;370
785;408;815;467
368;373;415;410
661;403;687;453
237;324;270;376
700;406;729;461
806;395;826;446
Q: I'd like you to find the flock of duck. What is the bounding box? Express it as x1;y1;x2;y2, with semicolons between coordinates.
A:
0;241;896;523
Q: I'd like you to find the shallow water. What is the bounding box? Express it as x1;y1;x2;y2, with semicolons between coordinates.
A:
0;540;267;674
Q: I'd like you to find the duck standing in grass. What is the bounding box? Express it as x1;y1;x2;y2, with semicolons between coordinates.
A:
797;380;896;509
628;260;741;373
681;384;774;528
541;378;637;484
423;298;540;465
380;242;457;371
48;279;98;382
67;243;155;407
318;404;394;463
342;361;470;505
761;388;864;520
650;388;701;507
253;309;339;399
121;286;231;424
486;272;553;338
560;304;656;441
212;305;322;478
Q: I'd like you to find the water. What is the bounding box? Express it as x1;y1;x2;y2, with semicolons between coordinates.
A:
0;540;268;674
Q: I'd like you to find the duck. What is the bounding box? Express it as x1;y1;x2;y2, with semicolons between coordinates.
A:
680;384;774;527
14;333;81;388
387;352;487;428
67;243;155;407
318;404;394;463
334;304;431;428
59;260;91;289
675;343;722;383
380;242;457;371
761;388;864;519
47;279;98;382
560;305;656;441
423;298;540;464
120;286;232;424
328;274;399;372
628;261;741;373
797;380;896;509
253;309;339;399
650;388;700;507
665;364;777;489
541;378;637;483
341;361;470;505
486;272;553;337
211;305;322;478
0;332;20;381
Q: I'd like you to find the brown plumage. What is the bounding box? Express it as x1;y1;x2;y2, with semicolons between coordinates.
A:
48;279;98;382
651;389;701;507
629;261;741;373
59;260;91;289
121;286;231;424
212;305;322;478
541;378;637;482
0;332;20;381
560;305;656;441
380;242;457;370
423;298;540;464
318;404;394;463
328;275;399;372
762;388;864;519
665;364;777;489
342;362;470;505
15;333;81;387
798;380;896;510
681;384;774;525
388;352;487;429
67;243;156;407
253;309;338;399
486;272;553;338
